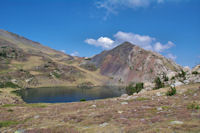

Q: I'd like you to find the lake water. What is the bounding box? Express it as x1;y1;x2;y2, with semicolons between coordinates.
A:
18;86;126;103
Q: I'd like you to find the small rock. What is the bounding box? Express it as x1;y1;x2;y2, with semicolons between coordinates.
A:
194;78;200;83
139;89;146;94
140;119;145;122
183;80;190;84
157;107;162;111
121;102;128;105
11;79;17;84
170;121;183;125
34;115;40;119
99;122;108;127
156;92;161;97
14;129;25;133
118;111;123;114
133;93;137;96
172;81;184;87
144;87;153;91
121;94;128;98
167;72;177;80
132;96;138;99
91;105;96;108
193;93;197;97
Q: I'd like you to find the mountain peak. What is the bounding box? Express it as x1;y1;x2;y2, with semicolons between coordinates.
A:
115;41;135;49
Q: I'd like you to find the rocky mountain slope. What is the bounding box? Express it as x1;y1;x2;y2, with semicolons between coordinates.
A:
89;42;182;85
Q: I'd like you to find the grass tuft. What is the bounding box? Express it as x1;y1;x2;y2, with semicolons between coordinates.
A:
187;102;200;110
0;121;19;128
2;104;17;108
135;97;150;101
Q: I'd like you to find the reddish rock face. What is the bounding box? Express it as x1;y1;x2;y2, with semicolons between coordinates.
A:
91;42;182;85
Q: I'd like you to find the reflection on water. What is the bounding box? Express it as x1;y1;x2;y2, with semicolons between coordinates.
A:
19;86;126;103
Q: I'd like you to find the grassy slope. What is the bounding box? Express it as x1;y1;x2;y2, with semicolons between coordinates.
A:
0;31;108;87
0;83;199;133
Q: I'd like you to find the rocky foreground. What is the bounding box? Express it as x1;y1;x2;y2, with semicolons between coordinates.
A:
0;83;200;133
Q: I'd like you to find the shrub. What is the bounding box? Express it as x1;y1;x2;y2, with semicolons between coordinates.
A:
7;109;14;112
0;51;7;58
166;86;176;96
187;102;200;110
171;76;175;80
153;77;164;90
0;82;19;88
52;72;61;78
80;99;86;102
192;71;199;75
126;82;144;95
163;73;169;82
178;70;186;79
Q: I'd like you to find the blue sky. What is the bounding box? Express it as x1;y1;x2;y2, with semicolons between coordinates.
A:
0;0;199;67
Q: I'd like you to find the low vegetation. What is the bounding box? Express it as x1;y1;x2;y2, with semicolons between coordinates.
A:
0;121;19;128
80;98;86;102
80;63;97;71
178;70;186;80
187;102;200;110
192;71;199;75
153;77;164;90
0;82;19;88
162;73;169;82
135;97;150;101
126;82;144;95
166;86;176;96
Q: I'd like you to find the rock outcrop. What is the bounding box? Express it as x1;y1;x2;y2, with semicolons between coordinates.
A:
90;42;182;85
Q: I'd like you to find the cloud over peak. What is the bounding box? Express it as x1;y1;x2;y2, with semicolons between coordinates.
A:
85;31;175;53
85;37;114;49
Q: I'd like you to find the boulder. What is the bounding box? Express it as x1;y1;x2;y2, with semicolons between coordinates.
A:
183;66;191;73
192;64;200;73
183;80;190;84
144;82;154;91
121;94;128;98
99;122;109;127
139;89;147;94
167;72;176;80
172;81;184;87
194;78;200;83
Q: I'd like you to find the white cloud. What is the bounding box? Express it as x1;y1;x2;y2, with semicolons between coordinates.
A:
70;51;79;56
154;41;174;52
166;53;177;60
85;31;175;52
85;37;115;49
60;50;66;53
114;31;155;50
96;0;188;19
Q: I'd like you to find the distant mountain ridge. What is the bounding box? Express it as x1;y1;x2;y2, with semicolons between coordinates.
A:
0;29;183;87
